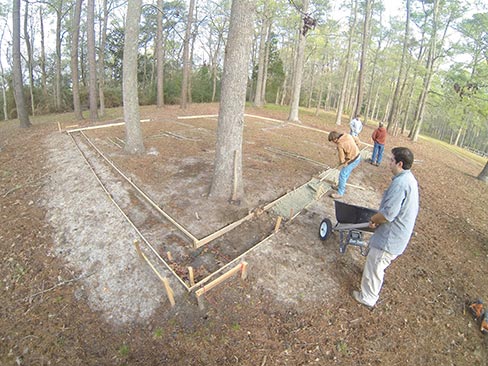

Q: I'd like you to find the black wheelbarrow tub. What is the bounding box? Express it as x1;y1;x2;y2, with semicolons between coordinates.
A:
334;200;377;225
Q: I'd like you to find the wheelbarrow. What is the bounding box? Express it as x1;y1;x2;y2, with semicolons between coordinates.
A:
319;200;377;255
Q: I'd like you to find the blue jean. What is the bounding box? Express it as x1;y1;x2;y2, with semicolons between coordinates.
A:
338;156;361;195
372;143;384;164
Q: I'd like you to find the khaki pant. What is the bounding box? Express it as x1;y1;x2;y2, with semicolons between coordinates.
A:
360;247;398;306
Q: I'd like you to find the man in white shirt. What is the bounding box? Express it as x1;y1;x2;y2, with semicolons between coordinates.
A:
349;115;363;137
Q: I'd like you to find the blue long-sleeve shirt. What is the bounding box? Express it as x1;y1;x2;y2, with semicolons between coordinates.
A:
369;170;419;255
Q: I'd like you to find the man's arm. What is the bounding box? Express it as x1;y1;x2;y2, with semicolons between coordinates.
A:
369;212;388;228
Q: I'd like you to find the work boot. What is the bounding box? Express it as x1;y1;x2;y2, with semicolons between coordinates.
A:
352;290;374;310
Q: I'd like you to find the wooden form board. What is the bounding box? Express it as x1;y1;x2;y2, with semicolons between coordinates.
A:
68;112;373;306
195;262;248;308
65;119;151;133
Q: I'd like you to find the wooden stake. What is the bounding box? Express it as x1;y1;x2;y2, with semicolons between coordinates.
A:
133;241;176;306
241;262;248;280
134;241;144;260
162;278;175;307
289;208;294;219
195;262;247;297
274;216;282;233
167;251;173;261
57;122;62;132
188;266;195;286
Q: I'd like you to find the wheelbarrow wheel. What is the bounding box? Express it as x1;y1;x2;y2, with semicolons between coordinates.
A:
319;218;333;241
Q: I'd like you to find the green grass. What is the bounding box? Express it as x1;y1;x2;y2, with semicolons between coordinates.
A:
118;344;130;357
153;327;164;339
420;135;486;165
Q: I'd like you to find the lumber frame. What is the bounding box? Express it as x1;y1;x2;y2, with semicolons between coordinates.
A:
65;119;150;133
195;261;248;308
66;112;376;308
77;130;199;246
134;241;175;307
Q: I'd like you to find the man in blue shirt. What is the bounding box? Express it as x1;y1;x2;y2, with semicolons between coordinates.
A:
352;147;419;309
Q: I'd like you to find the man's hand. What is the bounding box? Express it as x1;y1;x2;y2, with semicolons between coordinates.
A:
369;212;388;229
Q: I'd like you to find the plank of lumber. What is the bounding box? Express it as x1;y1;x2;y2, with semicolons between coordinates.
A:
195;262;247;297
134;241;175;306
66;119;150;133
177;115;218;120
195;212;255;248
188;267;195;286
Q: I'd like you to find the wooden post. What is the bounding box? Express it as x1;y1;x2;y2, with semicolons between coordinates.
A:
134;241;176;307
197;293;205;310
289;208;294;219
274;216;282;233
167;251;173;261
162;278;175;307
134;241;144;259
241;262;248;280
188;266;195;286
57;122;62;132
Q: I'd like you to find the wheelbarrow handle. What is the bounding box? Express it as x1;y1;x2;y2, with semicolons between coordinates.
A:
335;222;370;230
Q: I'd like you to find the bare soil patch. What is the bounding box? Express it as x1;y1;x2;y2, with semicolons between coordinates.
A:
1;103;487;365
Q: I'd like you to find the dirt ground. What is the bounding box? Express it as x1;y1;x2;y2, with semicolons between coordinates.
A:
1;103;487;365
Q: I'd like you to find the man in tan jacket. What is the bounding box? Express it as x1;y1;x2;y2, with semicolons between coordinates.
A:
328;131;361;199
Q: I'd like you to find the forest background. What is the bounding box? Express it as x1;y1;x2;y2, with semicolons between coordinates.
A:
0;0;487;157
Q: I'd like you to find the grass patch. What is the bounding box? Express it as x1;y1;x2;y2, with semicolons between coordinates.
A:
420;135;486;164
118;344;130;357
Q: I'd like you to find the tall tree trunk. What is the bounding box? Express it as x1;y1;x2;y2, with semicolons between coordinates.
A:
71;0;84;120
23;1;35;116
478;161;488;183
98;0;108;117
209;0;256;202
287;0;309;122
261;17;272;103
156;0;165;108
353;0;372;117
12;0;31;127
253;14;268;107
55;1;63;111
39;7;48;98
87;0;98;121
123;0;145;154
335;0;358;125
0;56;7;120
180;0;195;109
387;0;410;129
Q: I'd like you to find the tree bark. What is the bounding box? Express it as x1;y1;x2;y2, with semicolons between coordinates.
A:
253;13;268;107
12;0;31;127
353;0;372;117
335;0;358;125
209;0;256;202
478;161;488;183
180;0;195;109
71;0;84;120
287;0;309;123
87;0;99;121
39;7;48;98
123;0;145;154
23;1;35;116
387;0;410;129
55;1;63;111
98;0;109;117
156;0;165;108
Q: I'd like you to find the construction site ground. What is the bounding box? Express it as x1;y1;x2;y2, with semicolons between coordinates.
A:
1;103;487;365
